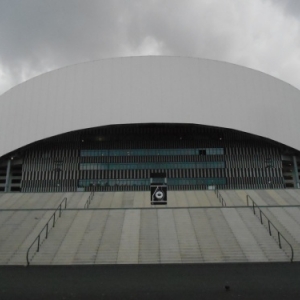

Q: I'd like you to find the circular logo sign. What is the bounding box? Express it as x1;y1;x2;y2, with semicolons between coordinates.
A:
155;190;164;200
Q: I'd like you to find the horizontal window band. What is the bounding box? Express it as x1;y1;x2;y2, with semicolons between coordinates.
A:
79;162;225;170
78;178;226;187
81;148;224;157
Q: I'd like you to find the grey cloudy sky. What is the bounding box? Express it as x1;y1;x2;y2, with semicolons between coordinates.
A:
1;0;300;95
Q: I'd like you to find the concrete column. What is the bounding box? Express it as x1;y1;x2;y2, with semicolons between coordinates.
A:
293;156;300;188
4;159;11;193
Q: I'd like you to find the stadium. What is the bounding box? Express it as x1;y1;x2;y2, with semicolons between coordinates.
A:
1;56;300;299
1;56;300;192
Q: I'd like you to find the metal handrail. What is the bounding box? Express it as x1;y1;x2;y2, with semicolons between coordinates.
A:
214;189;226;207
84;191;94;209
26;197;68;266
246;195;294;262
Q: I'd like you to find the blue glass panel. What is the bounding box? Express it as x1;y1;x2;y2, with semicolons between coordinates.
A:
79;161;225;170
80;148;224;157
78;177;226;187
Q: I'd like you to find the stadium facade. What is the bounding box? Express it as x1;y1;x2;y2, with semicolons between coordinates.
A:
0;56;299;192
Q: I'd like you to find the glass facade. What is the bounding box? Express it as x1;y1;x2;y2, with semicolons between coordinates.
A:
19;123;286;192
78;178;226;187
79;146;226;190
80;161;225;170
81;148;224;157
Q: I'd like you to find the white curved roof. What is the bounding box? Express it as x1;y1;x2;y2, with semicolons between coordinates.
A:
0;56;300;157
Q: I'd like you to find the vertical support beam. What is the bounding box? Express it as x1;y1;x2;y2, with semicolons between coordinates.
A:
4;159;11;193
293;156;299;188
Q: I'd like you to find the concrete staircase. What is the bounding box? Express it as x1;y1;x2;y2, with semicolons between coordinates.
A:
223;190;300;260
218;189;300;206
259;207;300;261
28;207;290;265
1;189;300;265
0;209;53;265
0;193;76;265
89;190;222;209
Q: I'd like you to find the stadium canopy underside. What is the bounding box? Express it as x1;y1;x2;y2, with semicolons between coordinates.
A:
0;123;299;192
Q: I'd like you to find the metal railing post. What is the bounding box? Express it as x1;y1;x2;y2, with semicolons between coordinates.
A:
84;191;94;209
278;232;281;248
46;223;49;239
37;235;40;252
260;210;263;224
214;188;226;207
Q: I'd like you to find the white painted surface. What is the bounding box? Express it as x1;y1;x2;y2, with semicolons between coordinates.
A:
1;56;300;157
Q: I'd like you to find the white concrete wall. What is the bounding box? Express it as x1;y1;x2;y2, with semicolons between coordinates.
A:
0;56;299;157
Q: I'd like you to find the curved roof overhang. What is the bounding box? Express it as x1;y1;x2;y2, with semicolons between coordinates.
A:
0;56;300;158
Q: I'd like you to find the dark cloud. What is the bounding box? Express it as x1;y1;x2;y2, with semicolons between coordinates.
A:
0;0;139;94
122;1;238;60
271;0;300;18
0;0;300;95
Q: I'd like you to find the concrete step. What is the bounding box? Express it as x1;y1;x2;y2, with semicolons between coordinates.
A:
206;209;247;262
267;208;300;244
89;191;222;209
189;209;224;262
0;192;90;210
236;208;289;262
94;210;125;264
73;210;110;264
4;205;299;266
220;191;246;206
247;206;299;261
138;209;160;264
173;209;203;263
265;190;289;205
287;190;300;205
51;211;94;264
276;190;300;205
222;208;268;262
0;193;22;208
30;211;79;264
0;210;55;265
